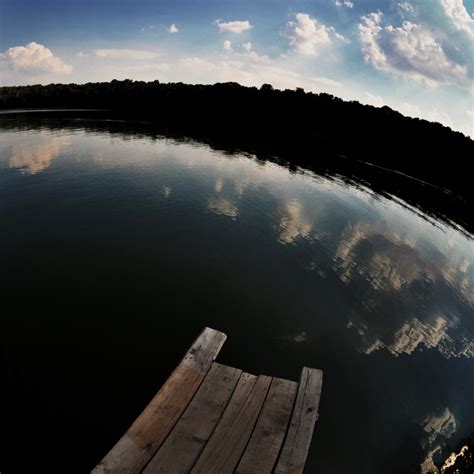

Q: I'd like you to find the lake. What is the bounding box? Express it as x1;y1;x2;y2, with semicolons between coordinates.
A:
1;113;473;473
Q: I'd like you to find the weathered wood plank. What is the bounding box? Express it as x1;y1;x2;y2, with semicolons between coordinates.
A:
191;373;272;474
235;377;298;474
92;327;227;474
274;367;323;474
142;362;241;474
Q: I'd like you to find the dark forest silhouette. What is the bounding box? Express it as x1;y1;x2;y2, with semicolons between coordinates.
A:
1;79;473;208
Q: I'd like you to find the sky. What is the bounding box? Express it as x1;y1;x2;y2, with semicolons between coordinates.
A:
0;0;473;137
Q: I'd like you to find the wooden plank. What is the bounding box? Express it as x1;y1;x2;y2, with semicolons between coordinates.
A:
92;327;227;474
142;362;242;474
274;367;323;474
235;377;298;474
191;373;272;474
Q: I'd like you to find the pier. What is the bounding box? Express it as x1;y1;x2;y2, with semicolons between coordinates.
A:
93;327;323;473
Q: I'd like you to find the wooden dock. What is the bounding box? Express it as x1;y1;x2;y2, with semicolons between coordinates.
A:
92;327;323;473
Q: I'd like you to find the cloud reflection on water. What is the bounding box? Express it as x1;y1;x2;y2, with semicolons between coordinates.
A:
17;129;471;363
334;220;473;359
208;197;239;219
420;408;458;473
2;126;473;473
102;136;473;365
4;135;70;174
277;199;313;245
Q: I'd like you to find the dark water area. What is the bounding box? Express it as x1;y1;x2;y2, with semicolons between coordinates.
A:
1;113;473;473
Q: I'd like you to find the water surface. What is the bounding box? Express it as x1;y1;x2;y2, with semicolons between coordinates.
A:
1;116;473;473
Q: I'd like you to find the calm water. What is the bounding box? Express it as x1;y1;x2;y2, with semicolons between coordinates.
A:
1;115;473;473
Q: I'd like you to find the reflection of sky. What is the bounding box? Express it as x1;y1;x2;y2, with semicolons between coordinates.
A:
420;407;457;473
277;199;312;245
80;129;473;365
5;127;472;365
208;197;238;219
1;132;70;174
2;125;473;471
334;221;474;359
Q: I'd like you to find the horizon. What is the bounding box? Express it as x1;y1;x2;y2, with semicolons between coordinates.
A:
0;0;473;137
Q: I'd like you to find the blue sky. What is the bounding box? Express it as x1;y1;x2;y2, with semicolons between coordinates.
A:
0;0;473;136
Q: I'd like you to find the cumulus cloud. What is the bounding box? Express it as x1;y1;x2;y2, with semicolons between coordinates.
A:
0;42;72;76
223;40;233;52
437;0;474;38
95;49;159;60
216;19;253;33
358;12;471;88
168;24;178;33
286;13;349;56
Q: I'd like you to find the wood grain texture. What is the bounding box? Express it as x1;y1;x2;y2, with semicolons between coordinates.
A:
142;362;241;474
235;377;298;474
274;367;323;474
92;328;226;474
191;373;272;474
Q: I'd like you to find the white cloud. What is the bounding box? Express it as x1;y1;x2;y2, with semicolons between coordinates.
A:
398;2;415;14
358;12;471;88
0;42;72;76
438;0;474;38
95;49;160;60
223;40;233;52
168;24;178;34
285;13;349;56
242;42;253;53
216;20;253;33
334;0;354;8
